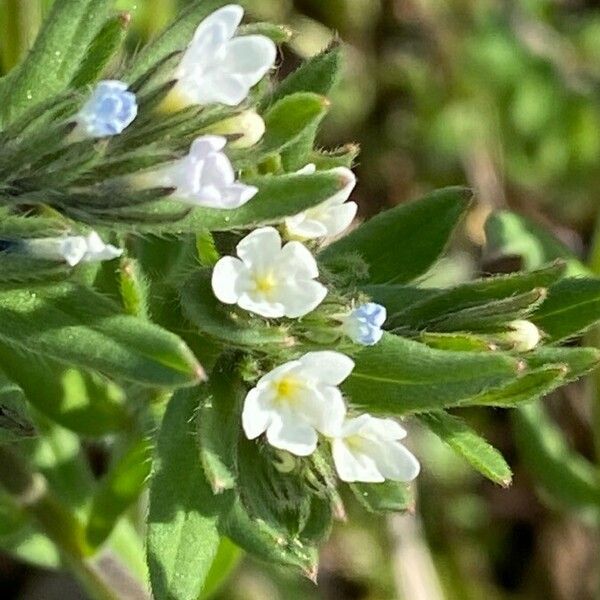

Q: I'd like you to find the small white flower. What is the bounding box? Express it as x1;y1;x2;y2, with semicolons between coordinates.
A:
143;135;257;209
208;110;266;148
343;303;386;346
23;232;122;267
168;4;277;109
212;226;328;318
331;414;420;483
506;320;541;352
242;351;354;456
285;164;357;240
75;80;137;138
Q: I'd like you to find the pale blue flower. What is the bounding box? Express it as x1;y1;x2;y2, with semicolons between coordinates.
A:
77;80;137;137
344;303;387;346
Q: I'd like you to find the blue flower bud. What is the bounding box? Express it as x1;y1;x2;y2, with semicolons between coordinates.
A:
343;302;387;346
76;80;137;137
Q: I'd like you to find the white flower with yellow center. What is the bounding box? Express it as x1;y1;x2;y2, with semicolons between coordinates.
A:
330;414;420;483
242;351;354;456
285;164;357;240
167;4;277;110
211;226;328;318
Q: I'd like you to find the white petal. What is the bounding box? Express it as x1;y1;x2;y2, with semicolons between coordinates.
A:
285;214;329;240
331;439;384;483
236;227;281;267
296;163;317;175
237;292;286;318
196;73;249;106
266;416;318;456
276;241;319;279
276;279;327;318
299;385;347;437
359;416;407;441
192;4;243;44
258;360;302;385
369;440;421;482
59;237;88;266
320;201;357;237
325;167;357;205
211;256;247;304
299;351;355;385
179;20;229;75
189;135;227;159
220;183;258;208
242;387;272;439
222;36;277;83
200;152;235;189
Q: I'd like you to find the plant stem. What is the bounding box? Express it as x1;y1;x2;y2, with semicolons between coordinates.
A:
0;0;42;73
0;445;122;600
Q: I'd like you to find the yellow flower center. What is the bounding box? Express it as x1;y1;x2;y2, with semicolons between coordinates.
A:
253;271;277;295
273;376;302;403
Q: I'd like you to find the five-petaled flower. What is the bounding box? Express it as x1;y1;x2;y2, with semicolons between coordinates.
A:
167;4;277;109
330;414;420;483
76;80;137;138
242;351;354;456
285;164;357;240
23;232;122;266
142;135;257;209
211;226;328;318
344;302;387;346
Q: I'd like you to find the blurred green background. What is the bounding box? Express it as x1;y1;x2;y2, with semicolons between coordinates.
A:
2;0;600;598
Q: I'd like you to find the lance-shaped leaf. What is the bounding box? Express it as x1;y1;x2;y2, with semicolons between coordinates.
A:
1;0;112;123
181;271;289;349
320;187;472;285
363;284;435;318
349;481;414;514
0;284;204;387
514;403;600;511
147;387;231;600
486;210;589;277
86;438;152;548
342;333;520;415
525;347;600;382
533;278;600;342
419;411;512;486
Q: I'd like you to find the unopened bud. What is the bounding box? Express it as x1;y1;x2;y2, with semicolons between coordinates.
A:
273;450;296;473
208;110;266;149
506;320;541;352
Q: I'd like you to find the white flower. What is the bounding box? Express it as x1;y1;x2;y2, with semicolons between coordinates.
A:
208;110;266;148
343;303;386;346
242;351;354;456
285;164;357;240
330;414;420;483
506;320;541;352
212;226;328;318
142;135;257;209
168;4;277;109
23;232;122;266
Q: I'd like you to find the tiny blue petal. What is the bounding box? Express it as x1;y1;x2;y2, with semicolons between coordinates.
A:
344;303;387;346
77;80;138;137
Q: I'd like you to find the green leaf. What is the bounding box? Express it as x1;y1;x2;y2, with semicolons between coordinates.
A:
419;332;496;352
127;0;235;84
419;411;512;486
164;170;345;233
485;210;589;277
147;387;230;600
0;284;204;388
0;346;129;437
349;481;414;514
86;438;152;548
71;12;130;88
0;369;36;442
200;538;241;599
198;360;244;493
526;346;600;381
1;0;113;123
260;92;329;157
363;284;435;317
391;263;564;328
267;43;343;105
513;403;600;512
320;187;472;285
343;333;519;415
533;278;600;342
181;271;289;349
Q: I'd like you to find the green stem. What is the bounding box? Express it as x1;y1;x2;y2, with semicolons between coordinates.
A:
0;446;121;600
0;0;42;73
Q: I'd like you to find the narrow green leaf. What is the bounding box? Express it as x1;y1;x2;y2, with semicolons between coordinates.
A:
419;332;496;352
200;538;241;599
0;284;204;387
362;284;435;317
419;411;512;486
526;346;600;381
533;278;600;341
147;387;231;600
86;438;152;548
486;210;589;277
513;403;600;511
349;481;413;514
320;187;472;285
343;333;519;414
181;271;289;349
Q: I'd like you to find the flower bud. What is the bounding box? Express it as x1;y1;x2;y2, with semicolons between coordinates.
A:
343;303;387;346
208;110;266;148
506;320;541;352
